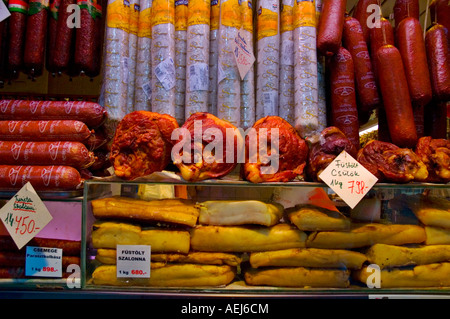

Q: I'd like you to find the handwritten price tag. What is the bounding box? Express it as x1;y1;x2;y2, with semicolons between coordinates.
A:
0;183;53;249
116;245;151;278
319;151;378;209
233;27;255;80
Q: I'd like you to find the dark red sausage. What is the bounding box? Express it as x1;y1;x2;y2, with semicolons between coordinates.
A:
0;120;92;141
369;17;394;85
52;0;75;73
46;0;59;74
393;0;419;29
0;165;83;190
376;45;417;148
329;47;360;151
74;0;103;77
0;2;8;81
396;17;432;107
352;0;378;44
424;101;448;139
23;0;48;78
412;104;424;138
369;17;394;143
0;141;95;169
0;100;107;128
7;0;28;78
430;0;450;42
317;0;347;56
342;16;380;113
425;24;450;101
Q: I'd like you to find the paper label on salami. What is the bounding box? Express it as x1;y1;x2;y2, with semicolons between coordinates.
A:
0;182;53;250
25;246;63;278
319;151;378;209
116;245;151;278
0;0;10;21
155;57;176;90
188;63;209;91
233;27;255;79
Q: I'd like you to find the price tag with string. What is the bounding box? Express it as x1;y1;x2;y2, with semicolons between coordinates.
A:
0;182;53;249
319;151;378;209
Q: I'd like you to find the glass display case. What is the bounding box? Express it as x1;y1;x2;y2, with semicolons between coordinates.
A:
0;193;83;290
81;177;450;297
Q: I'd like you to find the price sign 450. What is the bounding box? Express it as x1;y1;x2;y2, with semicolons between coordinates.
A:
4;212;40;235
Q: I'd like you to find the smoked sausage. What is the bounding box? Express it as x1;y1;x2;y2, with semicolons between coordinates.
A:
23;0;49;78
425;24;450;101
393;0;419;29
342;15;380;113
369;17;394;85
7;0;28;78
375;45;417;148
52;0;76;73
396;17;432;107
0;141;95;169
0;120;92;142
0;100;107;128
0;165;83;190
430;0;450;42
329;47;360;151
317;0;347;56
46;0;59;74
352;0;378;44
74;0;103;77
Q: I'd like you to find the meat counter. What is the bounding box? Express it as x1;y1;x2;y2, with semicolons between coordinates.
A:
81;178;450;297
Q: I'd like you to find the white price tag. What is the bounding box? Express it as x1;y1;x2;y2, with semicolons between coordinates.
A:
319;151;378;209
217;63;227;83
0;183;53;249
233;27;255;80
25;246;62;278
281;39;294;66
0;0;10;23
188;63;209;91
116;245;151;278
155;57;176;90
142;81;152;99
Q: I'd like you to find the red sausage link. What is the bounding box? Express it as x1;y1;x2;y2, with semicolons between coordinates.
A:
329;47;360;151
393;0;419;29
317;0;347;56
424;101;448;139
23;0;49;78
0;100;107;128
369;17;394;143
430;0;450;42
74;0;103;77
7;0;28;78
369;17;394;85
352;0;378;44
0;165;83;190
46;0;59;74
0;4;8;81
396;17;433;107
376;45;417;148
0;120;92;142
425;24;450;102
0;141;95;169
342;16;380;113
52;0;76;73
